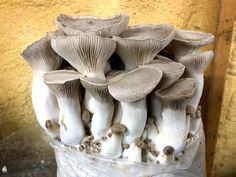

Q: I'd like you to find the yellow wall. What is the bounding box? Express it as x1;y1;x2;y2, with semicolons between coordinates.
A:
212;21;236;177
0;0;217;148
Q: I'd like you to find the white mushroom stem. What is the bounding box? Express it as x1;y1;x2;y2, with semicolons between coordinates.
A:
112;101;123;124
122;140;143;162
81;78;115;139
155;108;190;154
91;97;114;139
149;94;163;131
57;97;85;145
120;98;147;144
32;74;59;130
83;90;95;114
101;133;123;158
156;152;176;166
100;123;126;158
187;73;204;109
146;119;159;141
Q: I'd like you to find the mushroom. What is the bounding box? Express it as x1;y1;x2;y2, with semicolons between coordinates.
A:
80;77;114;139
21;31;63;132
51;35;116;139
166;29;214;59
51;35;116;80
122;138;144;162
156;146;176;166
108;66;162;144
146;55;185;90
100;123;126;158
178;51;214;108
178;51;214;137
153;78;197;160
45;120;60;140
44;70;85;145
56;13;129;37
113;24;175;70
144;55;185;132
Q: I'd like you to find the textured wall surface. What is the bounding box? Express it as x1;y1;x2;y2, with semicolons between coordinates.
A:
0;0;218;139
212;21;236;177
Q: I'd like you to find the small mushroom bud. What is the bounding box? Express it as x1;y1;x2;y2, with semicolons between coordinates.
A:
45;120;60;139
82;110;91;127
123;144;130;149
100;123;127;158
196;110;201;118
134;138;145;148
156;146;176;166
163;146;174;156
186;105;196;115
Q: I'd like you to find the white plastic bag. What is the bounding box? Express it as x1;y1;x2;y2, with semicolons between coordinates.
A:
52;125;206;177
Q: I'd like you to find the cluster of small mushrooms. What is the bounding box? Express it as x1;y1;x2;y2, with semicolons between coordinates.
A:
21;13;214;166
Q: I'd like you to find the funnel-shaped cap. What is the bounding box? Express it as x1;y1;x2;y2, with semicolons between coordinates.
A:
155;78;197;109
108;67;163;102
56;13;129;37
178;51;214;74
44;70;81;97
111;123;127;135
21;31;64;72
106;70;128;83
144;55;185;89
113;24;175;70
51;35;116;80
80;76;111;102
167;30;214;59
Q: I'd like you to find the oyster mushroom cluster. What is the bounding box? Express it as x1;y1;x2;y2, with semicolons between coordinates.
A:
21;13;214;167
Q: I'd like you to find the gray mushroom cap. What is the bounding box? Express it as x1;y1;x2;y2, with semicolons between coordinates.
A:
173;30;214;47
144;55;185;90
106;70;128;83
44;70;81;97
56;13;129;37
21;31;64;72
133;138;144;148
108;67;163;102
166;29;214;59
80;76;110;102
51;35;116;80
113;24;175;70
155;78;197;109
111;123;127;135
177;50;214;74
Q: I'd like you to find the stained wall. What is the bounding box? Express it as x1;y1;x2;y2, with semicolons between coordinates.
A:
212;21;236;177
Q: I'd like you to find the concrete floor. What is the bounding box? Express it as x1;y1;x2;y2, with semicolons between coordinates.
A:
0;125;57;177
